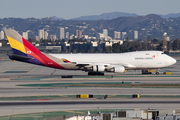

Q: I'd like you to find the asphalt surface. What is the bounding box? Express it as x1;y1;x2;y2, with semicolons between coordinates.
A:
0;56;179;116
0;87;180;97
2;100;180;106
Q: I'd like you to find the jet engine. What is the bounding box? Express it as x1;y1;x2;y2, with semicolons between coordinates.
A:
106;65;125;73
85;65;125;73
113;66;125;73
92;65;105;72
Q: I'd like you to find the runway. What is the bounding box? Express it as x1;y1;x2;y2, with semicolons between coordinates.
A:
0;87;180;97
0;57;179;117
2;100;180;106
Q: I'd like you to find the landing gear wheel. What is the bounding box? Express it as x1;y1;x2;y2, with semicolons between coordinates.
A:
99;72;104;76
156;72;159;75
97;72;104;76
88;72;104;76
88;72;94;75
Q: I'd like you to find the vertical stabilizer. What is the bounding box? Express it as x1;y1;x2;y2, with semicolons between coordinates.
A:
4;28;41;56
4;28;65;69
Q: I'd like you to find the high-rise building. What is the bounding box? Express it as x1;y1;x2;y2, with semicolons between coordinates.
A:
122;32;127;39
70;34;74;39
134;31;138;40
96;33;104;40
44;31;48;39
38;29;44;40
103;29;108;40
0;31;4;40
50;35;57;41
66;32;69;40
78;30;82;39
22;32;28;40
114;31;121;39
114;31;117;39
76;30;79;38
35;36;39;41
53;35;57;41
50;35;53;40
76;30;82;39
60;27;65;40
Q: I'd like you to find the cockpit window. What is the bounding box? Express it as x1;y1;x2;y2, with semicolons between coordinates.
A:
161;53;164;54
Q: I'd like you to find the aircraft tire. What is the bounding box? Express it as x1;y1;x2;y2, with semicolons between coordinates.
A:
88;72;104;76
156;72;159;75
97;72;104;76
101;72;104;76
88;72;93;75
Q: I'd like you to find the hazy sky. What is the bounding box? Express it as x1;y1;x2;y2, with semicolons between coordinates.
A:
0;0;180;19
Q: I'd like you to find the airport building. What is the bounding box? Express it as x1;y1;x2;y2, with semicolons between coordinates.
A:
67;109;179;120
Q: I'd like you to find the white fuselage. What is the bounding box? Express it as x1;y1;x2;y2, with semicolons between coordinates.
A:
50;51;176;70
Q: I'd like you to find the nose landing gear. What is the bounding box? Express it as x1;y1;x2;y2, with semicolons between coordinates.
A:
156;72;159;75
156;68;160;75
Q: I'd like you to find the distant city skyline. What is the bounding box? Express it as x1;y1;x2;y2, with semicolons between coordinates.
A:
1;0;180;19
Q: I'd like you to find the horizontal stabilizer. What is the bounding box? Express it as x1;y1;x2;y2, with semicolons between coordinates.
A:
8;54;34;61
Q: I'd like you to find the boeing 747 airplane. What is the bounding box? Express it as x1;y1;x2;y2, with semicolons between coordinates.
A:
4;28;176;75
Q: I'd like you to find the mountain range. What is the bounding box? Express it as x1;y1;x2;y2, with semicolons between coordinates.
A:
70;12;138;20
160;13;180;19
49;12;180;20
1;14;180;40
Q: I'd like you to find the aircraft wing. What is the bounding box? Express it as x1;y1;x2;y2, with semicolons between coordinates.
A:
71;61;135;69
73;62;109;67
61;58;135;72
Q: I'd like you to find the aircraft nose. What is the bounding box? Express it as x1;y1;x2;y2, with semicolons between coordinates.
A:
167;57;177;65
172;58;177;64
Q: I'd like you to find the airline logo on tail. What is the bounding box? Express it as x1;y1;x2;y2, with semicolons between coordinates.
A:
62;58;70;63
27;51;31;54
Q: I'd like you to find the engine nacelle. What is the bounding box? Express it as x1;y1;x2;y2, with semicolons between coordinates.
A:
92;65;105;72
113;66;125;73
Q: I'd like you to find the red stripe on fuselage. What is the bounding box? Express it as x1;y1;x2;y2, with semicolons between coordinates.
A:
22;37;65;69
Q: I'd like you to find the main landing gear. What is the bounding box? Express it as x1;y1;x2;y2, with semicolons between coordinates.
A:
88;72;104;76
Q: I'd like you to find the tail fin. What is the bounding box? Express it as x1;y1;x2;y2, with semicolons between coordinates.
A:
4;28;41;56
4;28;65;69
